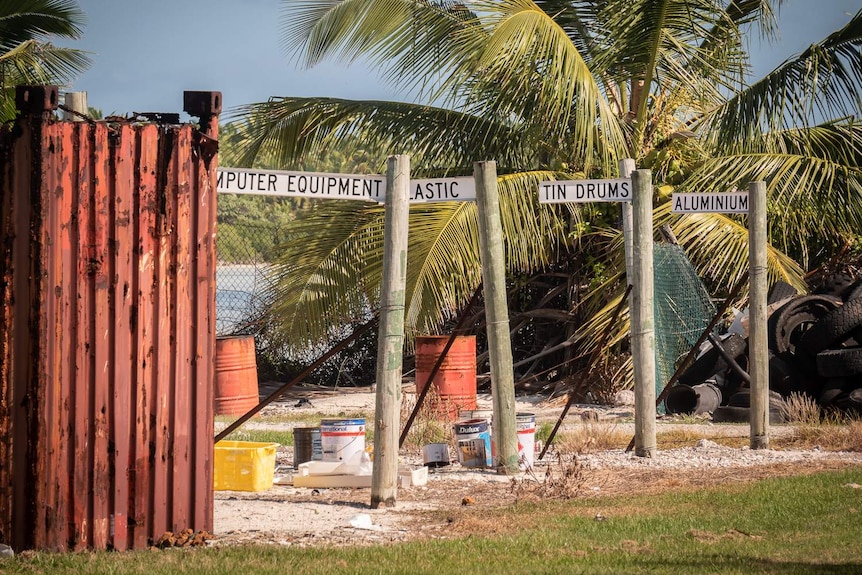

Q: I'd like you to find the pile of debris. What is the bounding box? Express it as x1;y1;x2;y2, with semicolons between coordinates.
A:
666;273;862;421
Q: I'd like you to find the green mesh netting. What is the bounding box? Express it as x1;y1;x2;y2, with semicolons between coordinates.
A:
653;243;716;409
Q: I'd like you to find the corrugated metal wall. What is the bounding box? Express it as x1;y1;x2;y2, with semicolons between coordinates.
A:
0;86;221;551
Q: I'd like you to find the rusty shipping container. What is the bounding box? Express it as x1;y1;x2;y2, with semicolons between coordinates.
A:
0;86;221;552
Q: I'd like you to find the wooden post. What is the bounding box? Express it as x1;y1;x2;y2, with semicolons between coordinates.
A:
631;169;656;458
371;155;410;508
63;91;87;121
474;161;518;474
748;181;769;449
619;158;636;282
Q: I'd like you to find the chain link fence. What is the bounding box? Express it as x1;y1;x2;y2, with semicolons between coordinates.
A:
215;221;279;337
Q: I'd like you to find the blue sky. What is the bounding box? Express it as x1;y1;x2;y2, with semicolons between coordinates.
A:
68;1;861;118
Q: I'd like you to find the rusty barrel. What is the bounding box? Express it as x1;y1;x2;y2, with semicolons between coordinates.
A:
214;335;260;416
415;335;477;421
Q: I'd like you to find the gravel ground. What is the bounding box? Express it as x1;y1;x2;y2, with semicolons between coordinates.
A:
212;388;862;548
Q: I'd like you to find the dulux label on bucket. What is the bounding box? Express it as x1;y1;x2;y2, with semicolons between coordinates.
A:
454;419;492;468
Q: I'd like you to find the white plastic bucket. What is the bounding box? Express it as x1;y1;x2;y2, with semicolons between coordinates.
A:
517;413;536;469
320;418;366;463
453;418;492;468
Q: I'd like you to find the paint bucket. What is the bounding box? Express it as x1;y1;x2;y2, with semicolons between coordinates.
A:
416;335;477;421
461;408;495;459
517;413;537;469
458;408;493;423
453;418;492;468
293;427;322;469
214;335;260;416
320;418;366;463
422;443;450;467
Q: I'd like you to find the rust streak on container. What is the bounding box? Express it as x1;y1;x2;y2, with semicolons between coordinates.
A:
171;127;193;531
10;115;36;552
193;111;217;530
111;124;134;550
56;123;76;551
92;122;111;549
73;119;94;551
151;127;173;536
0;121;11;542
36;122;57;549
132;124;158;549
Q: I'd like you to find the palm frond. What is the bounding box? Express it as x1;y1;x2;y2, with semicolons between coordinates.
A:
0;0;85;52
698;9;862;149
264;201;385;347
676;137;862;266
280;0;478;103
596;0;741;113
0;40;90;86
230;96;541;174
654;202;807;292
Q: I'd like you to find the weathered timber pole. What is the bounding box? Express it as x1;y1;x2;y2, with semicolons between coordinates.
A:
619;158;636;282
748;181;769;449
632;169;656;458
371;155;410;508
474;161;518;474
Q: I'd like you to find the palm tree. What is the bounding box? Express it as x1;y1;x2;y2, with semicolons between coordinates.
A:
231;1;861;388
0;0;90;122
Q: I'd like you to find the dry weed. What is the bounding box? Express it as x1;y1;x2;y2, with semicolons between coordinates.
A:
555;422;628;454
774;394;862;451
784;419;862;452
510;453;587;501
400;384;455;452
781;392;822;426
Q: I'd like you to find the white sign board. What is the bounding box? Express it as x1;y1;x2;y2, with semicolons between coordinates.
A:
538;179;632;204
217;167;385;202
217;168;475;204
672;192;749;213
409;177;475;203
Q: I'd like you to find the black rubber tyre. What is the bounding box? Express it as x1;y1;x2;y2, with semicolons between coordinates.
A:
768;281;798;305
842;278;862;302
815;347;862;378
768;352;809;396
800;298;862;356
712;405;785;424
678;333;747;386
819;378;853;406
726;390;785;408
814;272;855;298
833;388;862;416
768;295;841;355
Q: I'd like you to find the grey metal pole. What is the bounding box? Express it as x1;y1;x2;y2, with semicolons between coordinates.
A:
619;158;636;283
631;169;656;458
474;161;518;474
371;155;410;508
748;181;769;449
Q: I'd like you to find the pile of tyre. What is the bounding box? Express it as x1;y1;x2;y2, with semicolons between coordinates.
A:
665;273;862;422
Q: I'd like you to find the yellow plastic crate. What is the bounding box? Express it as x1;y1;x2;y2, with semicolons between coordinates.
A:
214;440;278;492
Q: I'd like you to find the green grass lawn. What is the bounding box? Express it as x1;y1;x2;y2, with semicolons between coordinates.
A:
5;468;861;575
